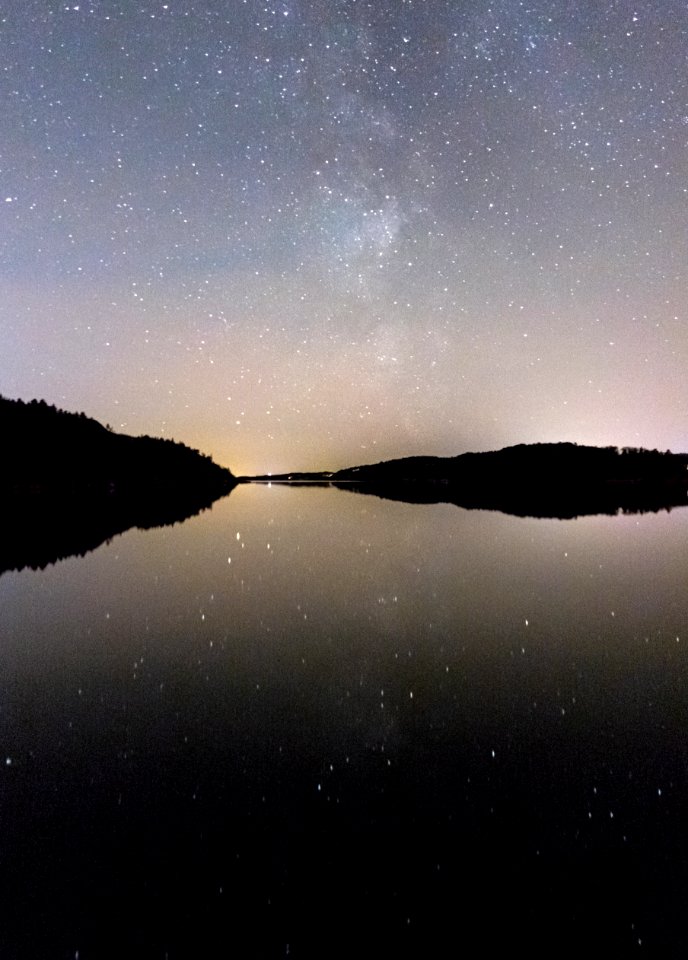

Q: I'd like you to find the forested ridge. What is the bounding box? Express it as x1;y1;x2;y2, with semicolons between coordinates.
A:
0;395;234;497
0;396;236;574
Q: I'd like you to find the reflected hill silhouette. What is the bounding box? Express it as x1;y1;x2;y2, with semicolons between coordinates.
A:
1;396;238;574
331;480;688;519
249;443;688;520
1;486;237;575
7;400;688;575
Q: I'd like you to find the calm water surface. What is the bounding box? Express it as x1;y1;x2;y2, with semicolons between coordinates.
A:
2;484;688;956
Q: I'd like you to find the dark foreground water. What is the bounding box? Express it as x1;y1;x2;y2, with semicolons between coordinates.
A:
2;484;688;957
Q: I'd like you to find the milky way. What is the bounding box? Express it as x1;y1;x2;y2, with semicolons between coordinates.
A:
2;1;687;473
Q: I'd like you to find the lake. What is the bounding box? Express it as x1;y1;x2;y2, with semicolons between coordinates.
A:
2;483;687;956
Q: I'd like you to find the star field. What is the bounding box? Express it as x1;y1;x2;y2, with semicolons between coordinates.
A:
2;1;687;473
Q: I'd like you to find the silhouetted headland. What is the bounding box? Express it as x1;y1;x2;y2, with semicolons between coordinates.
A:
246;443;688;519
1;396;238;573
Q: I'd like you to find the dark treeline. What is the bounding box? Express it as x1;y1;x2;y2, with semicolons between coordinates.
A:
330;442;688;519
333;442;688;486
0;395;235;497
0;396;238;574
248;442;688;520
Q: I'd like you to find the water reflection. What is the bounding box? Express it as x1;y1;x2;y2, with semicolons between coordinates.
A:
332;477;688;518
0;485;236;575
265;477;688;519
6;474;686;578
1;485;687;954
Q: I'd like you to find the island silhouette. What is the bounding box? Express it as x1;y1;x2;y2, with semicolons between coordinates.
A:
246;443;688;520
4;394;688;574
1;396;237;574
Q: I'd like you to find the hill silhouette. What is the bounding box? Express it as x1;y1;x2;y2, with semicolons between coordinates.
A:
248;443;688;519
1;396;237;573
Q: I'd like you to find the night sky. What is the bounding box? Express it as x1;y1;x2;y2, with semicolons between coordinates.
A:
2;1;687;475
